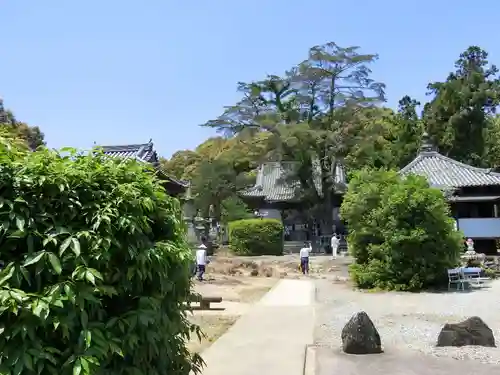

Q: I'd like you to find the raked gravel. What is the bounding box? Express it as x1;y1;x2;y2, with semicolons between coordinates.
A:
315;279;500;364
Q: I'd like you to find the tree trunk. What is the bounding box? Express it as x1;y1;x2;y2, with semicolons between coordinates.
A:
321;192;334;236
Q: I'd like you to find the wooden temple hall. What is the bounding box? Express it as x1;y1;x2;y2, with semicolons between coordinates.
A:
240;161;347;251
401;133;500;255
99;140;188;197
240;133;500;255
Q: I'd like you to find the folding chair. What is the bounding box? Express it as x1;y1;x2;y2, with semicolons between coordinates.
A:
461;267;490;288
448;268;466;291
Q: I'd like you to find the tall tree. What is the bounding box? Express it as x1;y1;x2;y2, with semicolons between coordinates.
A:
202;42;386;234
190;158;252;221
423;46;500;166
0;98;45;150
389;95;423;168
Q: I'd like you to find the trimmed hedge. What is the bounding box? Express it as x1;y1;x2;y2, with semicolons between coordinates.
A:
228;218;283;255
0;135;202;375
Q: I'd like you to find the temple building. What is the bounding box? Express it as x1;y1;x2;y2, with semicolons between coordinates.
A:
400;133;500;254
240;161;347;251
100;140;188;197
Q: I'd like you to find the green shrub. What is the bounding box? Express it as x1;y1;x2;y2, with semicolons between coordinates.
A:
228;219;283;255
0;137;202;375
340;169;462;291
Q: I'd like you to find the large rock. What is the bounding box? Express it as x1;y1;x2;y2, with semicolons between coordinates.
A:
341;311;383;354
436;316;496;347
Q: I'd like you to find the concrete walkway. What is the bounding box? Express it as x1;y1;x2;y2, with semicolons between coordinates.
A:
199;279;315;375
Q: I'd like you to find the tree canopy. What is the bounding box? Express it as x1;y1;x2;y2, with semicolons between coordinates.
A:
0;98;45;150
163;42;500;228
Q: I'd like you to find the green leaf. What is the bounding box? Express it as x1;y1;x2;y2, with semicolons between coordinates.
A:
81;310;88;329
47;253;62;274
59;237;72;256
73;359;82;375
13;358;23;375
23;251;46;267
15;216;25;232
80;357;90;373
23;352;33;371
85;271;95;285
0;264;15;286
84;330;92;349
71;238;81;256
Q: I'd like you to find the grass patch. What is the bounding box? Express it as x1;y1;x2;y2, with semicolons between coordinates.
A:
188;315;238;353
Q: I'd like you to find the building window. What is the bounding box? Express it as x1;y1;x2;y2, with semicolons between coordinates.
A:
456;202;494;218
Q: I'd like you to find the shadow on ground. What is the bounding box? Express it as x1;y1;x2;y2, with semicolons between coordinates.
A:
313;347;500;375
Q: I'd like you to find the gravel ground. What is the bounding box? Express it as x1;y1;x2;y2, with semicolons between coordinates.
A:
315;279;500;364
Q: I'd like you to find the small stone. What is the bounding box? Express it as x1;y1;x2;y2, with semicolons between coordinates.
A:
341;311;382;354
437;316;496;347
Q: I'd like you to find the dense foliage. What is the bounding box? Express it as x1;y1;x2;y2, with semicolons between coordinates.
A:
0;136;201;375
340;170;463;291
228;219;284;256
163;42;500;234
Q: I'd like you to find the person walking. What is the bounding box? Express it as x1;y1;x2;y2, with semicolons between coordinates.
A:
196;236;209;281
331;233;340;259
299;241;312;275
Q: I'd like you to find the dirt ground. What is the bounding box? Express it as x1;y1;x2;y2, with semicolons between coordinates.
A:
187;252;351;353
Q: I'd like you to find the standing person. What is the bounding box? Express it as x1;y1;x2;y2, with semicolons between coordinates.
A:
299;241;312;275
331;233;340;260
196;236;209;281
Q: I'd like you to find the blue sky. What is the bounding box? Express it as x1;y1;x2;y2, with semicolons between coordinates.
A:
1;1;499;158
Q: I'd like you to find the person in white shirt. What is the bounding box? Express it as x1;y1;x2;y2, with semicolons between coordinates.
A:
299;241;312;275
331;234;340;259
196;237;209;281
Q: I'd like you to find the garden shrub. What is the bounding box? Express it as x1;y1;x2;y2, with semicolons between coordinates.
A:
228;218;283;255
0;136;202;375
340;169;463;291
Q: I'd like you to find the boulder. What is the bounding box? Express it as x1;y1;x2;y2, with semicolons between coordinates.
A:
436;316;496;347
341;311;383;354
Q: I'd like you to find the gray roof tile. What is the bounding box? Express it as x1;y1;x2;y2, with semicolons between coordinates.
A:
400;151;500;188
101;142;158;164
241;161;346;202
99;141;188;188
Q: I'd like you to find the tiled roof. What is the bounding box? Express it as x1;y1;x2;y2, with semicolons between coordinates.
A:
400;151;500;188
100;141;159;164
99;141;188;188
241;161;346;202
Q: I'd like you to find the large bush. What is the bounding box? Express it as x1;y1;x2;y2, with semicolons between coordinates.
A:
0;137;201;375
340;169;462;291
228;218;283;255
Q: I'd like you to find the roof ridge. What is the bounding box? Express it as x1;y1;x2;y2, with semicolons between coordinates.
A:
432;152;500;176
399;153;425;174
100;143;150;151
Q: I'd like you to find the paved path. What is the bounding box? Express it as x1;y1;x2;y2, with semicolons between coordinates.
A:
198;279;315;375
314;347;500;375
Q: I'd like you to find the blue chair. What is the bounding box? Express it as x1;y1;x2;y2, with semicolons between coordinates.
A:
447;268;466;291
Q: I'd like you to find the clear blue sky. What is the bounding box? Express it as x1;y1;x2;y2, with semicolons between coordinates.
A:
1;1;498;158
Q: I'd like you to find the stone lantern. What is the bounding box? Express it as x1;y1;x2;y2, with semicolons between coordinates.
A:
181;183;197;243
